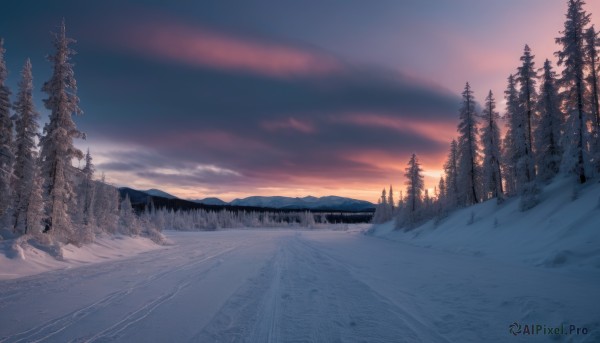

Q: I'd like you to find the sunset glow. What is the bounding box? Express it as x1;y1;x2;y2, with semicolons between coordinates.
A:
2;0;598;203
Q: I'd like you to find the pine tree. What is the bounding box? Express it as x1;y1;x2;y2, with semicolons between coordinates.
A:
516;49;541;210
586;26;600;131
438;177;446;204
437;176;447;216
397;190;404;210
119;194;140;235
535;60;563;182
403;153;424;225
372;188;389;223
503;74;525;195
480;90;504;201
26;158;44;234
516;45;538;183
380;188;389;220
501;136;515;196
584;25;600;171
12;59;41;234
0;38;14;220
387;185;394;214
457;82;480;206
443;139;459;208
423;188;431;217
39;20;84;241
93;175;119;234
556;0;590;183
80;149;95;228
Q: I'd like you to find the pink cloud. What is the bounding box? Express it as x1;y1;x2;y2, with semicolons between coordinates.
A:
334;113;457;144
119;20;341;77
168;130;275;151
261;117;316;134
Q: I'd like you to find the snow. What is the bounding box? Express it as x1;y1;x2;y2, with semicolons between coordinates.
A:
0;234;163;280
0;221;598;342
1;179;599;342
368;176;600;273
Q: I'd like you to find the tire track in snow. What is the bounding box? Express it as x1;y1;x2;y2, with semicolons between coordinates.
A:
192;244;286;343
248;247;284;343
83;281;192;342
195;234;447;342
295;237;451;343
0;247;238;343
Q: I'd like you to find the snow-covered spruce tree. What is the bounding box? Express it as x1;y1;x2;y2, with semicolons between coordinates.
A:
436;176;447;218
586;26;600;132
387;185;395;215
585;25;600;171
119;194;141;235
72;149;95;244
502;74;525;196
372;188;389;223
500;137;515;196
480;90;504;202
299;211;316;227
515;45;541;210
0;38;14;222
39;20;84;242
401;153;424;228
456;82;480;206
556;0;590;183
78;149;95;228
535;60;564;182
443;139;459;209
93;174;119;234
12;59;41;234
397;190;404;211
26;158;44;234
422;188;431;218
437;177;446;205
516;45;538;183
381;187;388;217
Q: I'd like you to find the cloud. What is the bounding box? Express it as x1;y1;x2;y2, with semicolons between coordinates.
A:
77;20;462;201
117;19;341;78
332;113;457;144
261;117;316;134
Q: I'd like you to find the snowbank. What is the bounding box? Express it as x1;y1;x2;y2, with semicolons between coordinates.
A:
368;176;600;272
0;234;164;280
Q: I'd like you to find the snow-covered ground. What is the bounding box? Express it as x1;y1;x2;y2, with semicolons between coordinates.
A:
0;226;598;342
368;177;600;272
0;234;164;280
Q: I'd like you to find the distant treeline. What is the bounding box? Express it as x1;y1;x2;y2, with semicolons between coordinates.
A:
119;188;374;223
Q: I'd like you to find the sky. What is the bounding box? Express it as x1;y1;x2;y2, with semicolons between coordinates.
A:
1;0;599;202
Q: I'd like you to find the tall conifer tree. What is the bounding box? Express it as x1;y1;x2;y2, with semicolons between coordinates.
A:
556;0;590;183
39;20;84;241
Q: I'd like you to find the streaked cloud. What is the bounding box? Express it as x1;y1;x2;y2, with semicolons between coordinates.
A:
7;0;578;201
333;113;457;144
261;118;316;134
117;19;341;78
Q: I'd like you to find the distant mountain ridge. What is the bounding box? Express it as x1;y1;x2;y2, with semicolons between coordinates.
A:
191;197;228;205
144;189;177;199
120;188;375;212
230;195;375;211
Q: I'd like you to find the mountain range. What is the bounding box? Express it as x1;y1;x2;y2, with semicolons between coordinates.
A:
123;188;375;212
229;195;374;211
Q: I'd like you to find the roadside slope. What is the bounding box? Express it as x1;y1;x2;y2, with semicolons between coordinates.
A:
368;177;600;271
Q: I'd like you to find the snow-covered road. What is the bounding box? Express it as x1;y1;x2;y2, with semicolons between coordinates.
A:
0;229;598;342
